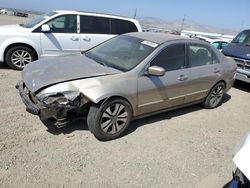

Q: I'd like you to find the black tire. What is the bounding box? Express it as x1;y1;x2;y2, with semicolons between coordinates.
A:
5;46;36;70
87;98;133;141
202;82;225;109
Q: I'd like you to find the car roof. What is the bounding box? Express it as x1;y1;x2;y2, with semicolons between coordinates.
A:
125;32;190;44
54;10;136;21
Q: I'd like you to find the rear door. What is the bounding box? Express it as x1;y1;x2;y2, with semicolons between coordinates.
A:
79;15;115;51
184;43;222;103
79;16;140;51
137;43;191;115
40;14;81;57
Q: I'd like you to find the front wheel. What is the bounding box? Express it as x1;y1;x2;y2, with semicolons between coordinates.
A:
87;99;132;141
202;82;225;109
5;46;36;70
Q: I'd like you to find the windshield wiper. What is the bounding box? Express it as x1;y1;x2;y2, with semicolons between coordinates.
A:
85;52;108;67
97;61;107;67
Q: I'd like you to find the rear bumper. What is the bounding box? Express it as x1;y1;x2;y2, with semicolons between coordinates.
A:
236;69;250;83
225;77;235;92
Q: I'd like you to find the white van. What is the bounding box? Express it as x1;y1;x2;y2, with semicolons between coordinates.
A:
0;10;142;70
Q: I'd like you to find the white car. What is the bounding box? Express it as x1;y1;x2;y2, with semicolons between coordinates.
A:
194;35;229;52
0;10;142;70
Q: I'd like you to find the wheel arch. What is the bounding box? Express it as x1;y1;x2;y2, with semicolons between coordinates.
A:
4;43;38;62
211;80;227;91
95;95;135;117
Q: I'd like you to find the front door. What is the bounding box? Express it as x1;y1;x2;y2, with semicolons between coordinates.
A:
137;43;191;115
40;15;81;57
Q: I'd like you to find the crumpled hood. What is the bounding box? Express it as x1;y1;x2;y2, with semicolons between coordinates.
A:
0;24;29;34
222;43;250;60
22;54;121;93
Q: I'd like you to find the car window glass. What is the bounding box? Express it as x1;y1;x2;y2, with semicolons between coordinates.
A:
80;15;110;34
24;12;57;29
221;42;228;49
46;15;77;33
189;44;214;67
111;19;138;34
85;35;154;71
212;42;220;49
151;44;186;71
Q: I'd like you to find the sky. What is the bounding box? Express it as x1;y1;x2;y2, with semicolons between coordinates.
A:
0;0;249;31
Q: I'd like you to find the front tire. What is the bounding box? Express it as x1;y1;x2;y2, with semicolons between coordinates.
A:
5;46;36;70
87;99;132;141
202;82;225;109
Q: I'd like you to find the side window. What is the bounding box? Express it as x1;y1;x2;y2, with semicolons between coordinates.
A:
80;15;110;34
46;15;77;33
211;42;220;49
188;44;215;67
221;42;228;49
111;19;138;35
151;44;186;71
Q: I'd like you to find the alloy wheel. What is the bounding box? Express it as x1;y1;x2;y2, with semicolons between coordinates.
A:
100;103;128;134
11;50;32;68
209;85;224;107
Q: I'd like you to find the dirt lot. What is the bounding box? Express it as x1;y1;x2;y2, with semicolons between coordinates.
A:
0;15;249;188
0;62;249;188
0;15;32;26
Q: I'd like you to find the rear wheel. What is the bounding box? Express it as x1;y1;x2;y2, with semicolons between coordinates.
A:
202;82;225;109
87;98;132;141
5;46;36;70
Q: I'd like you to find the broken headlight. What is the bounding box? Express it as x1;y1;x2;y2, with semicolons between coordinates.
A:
38;91;81;106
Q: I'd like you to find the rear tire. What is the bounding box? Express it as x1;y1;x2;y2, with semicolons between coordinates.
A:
87;98;132;141
202;82;225;109
5;46;36;70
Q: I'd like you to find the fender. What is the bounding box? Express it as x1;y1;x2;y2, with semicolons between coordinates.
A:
0;36;41;62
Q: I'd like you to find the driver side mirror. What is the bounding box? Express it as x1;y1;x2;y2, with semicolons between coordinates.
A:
147;66;166;76
41;24;50;32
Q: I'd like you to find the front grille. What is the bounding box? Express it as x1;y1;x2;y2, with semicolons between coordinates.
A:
234;57;250;71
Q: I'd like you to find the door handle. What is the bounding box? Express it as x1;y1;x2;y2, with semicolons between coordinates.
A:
83;36;91;42
70;36;79;41
178;75;188;81
213;68;220;73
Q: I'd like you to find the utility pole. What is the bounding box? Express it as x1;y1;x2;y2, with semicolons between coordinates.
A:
134;8;137;19
180;14;186;32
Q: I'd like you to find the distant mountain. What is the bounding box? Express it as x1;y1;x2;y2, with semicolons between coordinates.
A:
138;17;238;35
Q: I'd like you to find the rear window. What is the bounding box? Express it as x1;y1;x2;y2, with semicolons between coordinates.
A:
111;19;138;34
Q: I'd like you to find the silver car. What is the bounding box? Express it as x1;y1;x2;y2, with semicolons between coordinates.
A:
17;32;237;141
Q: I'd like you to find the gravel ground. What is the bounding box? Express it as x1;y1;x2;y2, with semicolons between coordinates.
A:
0;15;250;188
0;62;249;188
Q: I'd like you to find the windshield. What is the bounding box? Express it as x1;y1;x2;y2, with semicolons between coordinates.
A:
85;35;156;71
22;12;57;28
232;30;250;45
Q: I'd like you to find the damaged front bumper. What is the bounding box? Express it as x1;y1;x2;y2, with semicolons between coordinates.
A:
16;81;87;127
16;81;41;115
